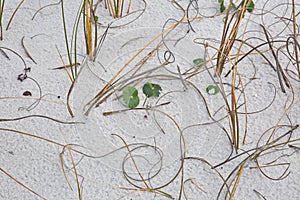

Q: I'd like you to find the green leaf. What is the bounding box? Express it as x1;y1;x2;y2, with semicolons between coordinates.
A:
122;86;139;108
247;1;255;13
231;2;237;10
219;1;226;12
143;82;162;98
94;16;99;22
193;58;205;67
206;85;220;95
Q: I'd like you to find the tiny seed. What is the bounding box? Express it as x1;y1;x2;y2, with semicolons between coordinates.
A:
23;91;32;96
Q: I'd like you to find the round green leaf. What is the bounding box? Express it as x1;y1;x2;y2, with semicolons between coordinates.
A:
206;85;220;95
193;58;205;67
143;82;162;98
122;86;139;108
247;1;255;13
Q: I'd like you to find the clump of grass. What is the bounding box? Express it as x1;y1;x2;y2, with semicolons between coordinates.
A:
214;0;256;152
216;0;254;76
60;0;96;81
102;0;132;18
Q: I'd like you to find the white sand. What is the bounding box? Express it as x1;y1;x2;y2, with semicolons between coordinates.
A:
0;0;299;199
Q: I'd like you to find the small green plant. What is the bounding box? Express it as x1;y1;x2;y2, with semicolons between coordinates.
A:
193;58;205;68
122;86;140;108
217;0;255;13
122;82;162;108
206;85;220;95
142;82;162;98
218;0;226;13
246;1;255;13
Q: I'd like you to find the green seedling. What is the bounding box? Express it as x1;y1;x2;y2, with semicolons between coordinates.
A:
122;83;162;108
206;85;220;95
122;86;140;108
217;0;255;13
218;0;226;13
143;82;162;98
142;82;162;106
193;58;205;68
246;1;255;13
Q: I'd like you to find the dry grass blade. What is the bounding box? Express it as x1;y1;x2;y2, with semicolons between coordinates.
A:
0;167;46;200
229;162;244;200
0;0;4;40
260;24;290;93
112;133;150;188
5;0;24;30
21;36;37;64
0;128;65;147
230;71;240;151
127;0;132;14
64;145;83;200
117;0;123;18
183;178;206;198
0;47;9;59
104;0;126;18
291;0;300;80
31;1;61;20
59;150;73;190
51;62;80;70
85;0;93;60
56;46;74;82
253;189;267;200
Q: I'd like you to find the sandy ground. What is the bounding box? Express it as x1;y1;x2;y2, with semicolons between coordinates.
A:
0;0;300;199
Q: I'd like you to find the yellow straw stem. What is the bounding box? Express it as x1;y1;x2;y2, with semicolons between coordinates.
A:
229;162;245;200
85;0;93;60
231;70;239;151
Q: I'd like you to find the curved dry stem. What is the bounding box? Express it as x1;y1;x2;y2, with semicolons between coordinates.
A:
0;167;46;200
5;0;24;30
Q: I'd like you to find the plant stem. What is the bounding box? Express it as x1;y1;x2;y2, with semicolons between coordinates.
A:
292;0;300;80
61;0;74;81
216;0;249;76
85;0;93;60
0;0;4;40
5;0;24;31
70;1;84;78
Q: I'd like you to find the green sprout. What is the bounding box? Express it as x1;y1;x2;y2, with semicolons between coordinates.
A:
122;83;162;108
217;0;255;13
193;58;205;68
247;1;255;13
143;82;162;98
206;85;220;95
122;86;140;108
218;0;226;13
